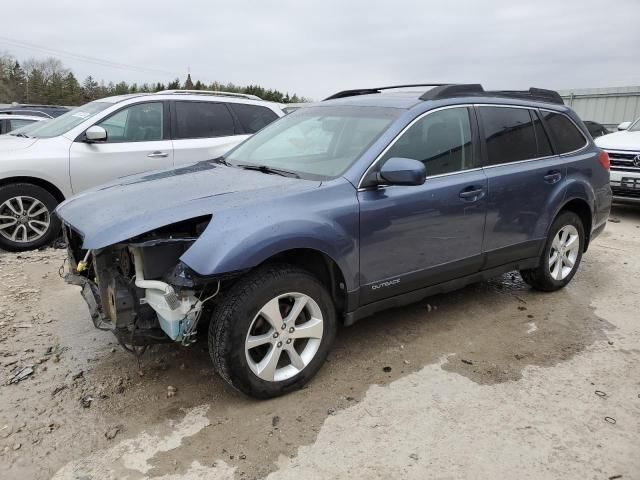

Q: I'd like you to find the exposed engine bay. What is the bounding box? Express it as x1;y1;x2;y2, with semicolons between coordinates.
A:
63;216;225;348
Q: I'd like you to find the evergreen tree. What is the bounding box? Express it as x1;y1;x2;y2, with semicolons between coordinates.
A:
27;69;47;103
0;54;307;106
82;75;99;101
114;81;129;95
167;78;181;89
62;72;82;105
184;73;194;89
9;62;27;103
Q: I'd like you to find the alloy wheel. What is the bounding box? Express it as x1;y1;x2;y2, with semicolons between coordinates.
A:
0;196;51;243
245;292;324;382
548;225;580;281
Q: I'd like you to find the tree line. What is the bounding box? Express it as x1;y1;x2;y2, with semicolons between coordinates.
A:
0;54;308;106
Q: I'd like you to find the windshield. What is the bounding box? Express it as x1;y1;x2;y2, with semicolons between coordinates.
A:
224;106;401;179
11;101;111;139
628;117;640;132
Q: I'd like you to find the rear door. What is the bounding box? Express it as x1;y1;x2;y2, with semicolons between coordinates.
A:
478;105;567;267
171;100;247;165
69;101;173;193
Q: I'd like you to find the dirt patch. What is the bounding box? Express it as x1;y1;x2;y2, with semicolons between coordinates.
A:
0;206;636;479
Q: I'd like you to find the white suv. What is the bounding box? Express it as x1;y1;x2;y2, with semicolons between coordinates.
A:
0;90;284;251
595;117;640;204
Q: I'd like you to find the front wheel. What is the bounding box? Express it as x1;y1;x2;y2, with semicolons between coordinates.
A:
520;211;585;292
209;264;337;398
0;183;61;252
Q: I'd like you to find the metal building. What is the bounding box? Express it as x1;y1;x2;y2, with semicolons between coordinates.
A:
558;86;640;129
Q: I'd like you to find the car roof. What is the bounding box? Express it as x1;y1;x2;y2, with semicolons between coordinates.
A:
0;104;67;109
97;91;283;109
0;114;45;121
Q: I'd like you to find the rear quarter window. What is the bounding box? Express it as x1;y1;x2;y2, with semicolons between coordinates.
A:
540;111;587;154
229;103;279;134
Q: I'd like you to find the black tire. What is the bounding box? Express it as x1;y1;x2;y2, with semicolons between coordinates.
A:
520;211;585;292
209;263;337;399
0;183;61;252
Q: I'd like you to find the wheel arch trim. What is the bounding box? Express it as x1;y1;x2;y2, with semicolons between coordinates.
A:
0;176;66;203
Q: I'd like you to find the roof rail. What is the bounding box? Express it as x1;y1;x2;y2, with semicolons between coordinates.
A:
324;83;564;105
489;88;564;105
155;89;262;101
420;84;564;105
419;84;484;100
324;84;448;101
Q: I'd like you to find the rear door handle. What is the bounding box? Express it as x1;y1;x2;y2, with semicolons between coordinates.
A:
147;151;169;158
459;186;484;201
543;170;562;184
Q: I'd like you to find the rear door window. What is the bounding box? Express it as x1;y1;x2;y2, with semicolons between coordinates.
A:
478;106;539;165
229;103;278;133
540;111;587;154
174;101;236;139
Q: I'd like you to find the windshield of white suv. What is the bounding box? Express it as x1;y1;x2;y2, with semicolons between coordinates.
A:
224;106;401;180
10;101;111;139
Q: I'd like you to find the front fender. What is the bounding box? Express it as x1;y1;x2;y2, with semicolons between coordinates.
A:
180;179;360;290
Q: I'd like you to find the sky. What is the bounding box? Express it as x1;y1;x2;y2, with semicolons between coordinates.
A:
2;0;640;100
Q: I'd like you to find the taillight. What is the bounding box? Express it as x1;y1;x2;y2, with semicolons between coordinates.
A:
598;151;610;170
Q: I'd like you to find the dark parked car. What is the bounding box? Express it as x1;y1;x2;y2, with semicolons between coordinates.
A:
0;104;69;118
584;120;610;138
58;84;612;398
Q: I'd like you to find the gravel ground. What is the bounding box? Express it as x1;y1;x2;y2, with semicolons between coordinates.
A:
0;205;638;480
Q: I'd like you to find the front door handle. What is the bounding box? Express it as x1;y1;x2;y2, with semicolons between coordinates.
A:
543;170;562;184
459;186;485;202
147;151;169;158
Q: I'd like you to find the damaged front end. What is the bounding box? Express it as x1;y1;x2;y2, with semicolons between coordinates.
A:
64;216;218;348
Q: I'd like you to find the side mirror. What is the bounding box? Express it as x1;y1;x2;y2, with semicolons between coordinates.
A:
377;157;426;186
85;125;107;143
617;121;631;131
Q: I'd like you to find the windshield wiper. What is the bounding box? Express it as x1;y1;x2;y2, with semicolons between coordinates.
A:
236;164;300;178
11;132;30;138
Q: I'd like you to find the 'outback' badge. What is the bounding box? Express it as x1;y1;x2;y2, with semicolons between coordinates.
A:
372;278;400;290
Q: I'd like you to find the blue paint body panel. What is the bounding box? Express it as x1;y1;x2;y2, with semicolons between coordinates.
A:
56;92;612;317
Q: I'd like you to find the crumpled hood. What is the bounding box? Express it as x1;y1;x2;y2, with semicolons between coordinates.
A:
56;161;319;249
595;130;640;151
0;135;39;152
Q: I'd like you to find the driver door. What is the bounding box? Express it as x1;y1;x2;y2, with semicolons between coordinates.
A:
358;106;487;304
69;101;173;193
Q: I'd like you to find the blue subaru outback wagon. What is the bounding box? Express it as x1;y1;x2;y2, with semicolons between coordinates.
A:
58;84;612;398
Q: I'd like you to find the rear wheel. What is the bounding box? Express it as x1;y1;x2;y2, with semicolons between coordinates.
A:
520;211;584;292
209;264;337;398
0;183;60;251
